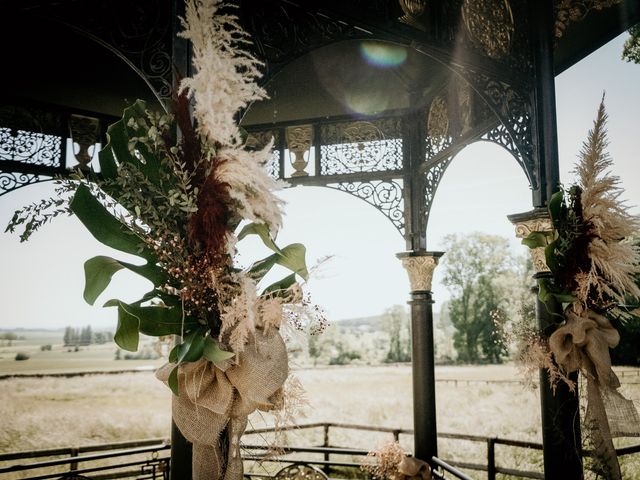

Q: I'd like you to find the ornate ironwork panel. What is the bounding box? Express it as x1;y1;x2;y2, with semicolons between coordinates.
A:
320;119;403;175
462;0;515;60
422;155;455;232
0;105;65;168
0;171;47;197
554;0;623;38
328;179;405;235
246;129;282;179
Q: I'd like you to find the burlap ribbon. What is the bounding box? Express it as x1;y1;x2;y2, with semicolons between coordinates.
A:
396;457;431;480
549;309;640;479
157;328;288;480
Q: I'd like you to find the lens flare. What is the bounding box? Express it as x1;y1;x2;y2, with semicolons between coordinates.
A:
360;41;408;67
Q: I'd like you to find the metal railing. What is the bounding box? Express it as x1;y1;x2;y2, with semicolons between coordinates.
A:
2;423;639;479
0;439;170;480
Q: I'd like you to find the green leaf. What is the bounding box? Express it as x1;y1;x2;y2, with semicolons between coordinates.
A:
249;243;309;282
548;190;564;223
175;328;207;363
83;256;166;305
551;292;577;303
202;336;234;363
521;232;549;249
83;256;124;305
105;300;195;337
98;144;118;180
168;365;180;396
237;222;283;255
261;273;297;297
544;242;560;273
70;184;155;260
114;305;140;352
98;100;162;186
169;344;179;363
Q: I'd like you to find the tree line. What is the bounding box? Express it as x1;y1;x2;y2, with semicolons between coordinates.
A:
63;325;113;346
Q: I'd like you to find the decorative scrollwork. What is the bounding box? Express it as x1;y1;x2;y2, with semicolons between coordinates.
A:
398;0;427;31
423;156;454;231
482;122;533;185
0;127;62;168
320;119;403;175
329;180;405;235
0;170;47;197
462;0;515;59
427;95;449;143
466;71;536;189
554;0;622;38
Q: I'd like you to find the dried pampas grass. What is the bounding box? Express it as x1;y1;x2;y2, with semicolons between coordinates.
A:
574;97;640;313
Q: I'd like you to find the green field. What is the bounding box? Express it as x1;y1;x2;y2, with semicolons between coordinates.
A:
2;364;640;479
0;330;164;375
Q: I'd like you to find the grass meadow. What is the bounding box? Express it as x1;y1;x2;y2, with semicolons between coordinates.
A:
3;363;640;479
1;332;639;478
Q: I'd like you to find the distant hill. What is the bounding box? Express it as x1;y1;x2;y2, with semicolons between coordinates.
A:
334;310;441;332
334;315;382;330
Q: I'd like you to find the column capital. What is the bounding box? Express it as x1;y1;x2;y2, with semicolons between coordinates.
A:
396;250;444;292
507;208;552;273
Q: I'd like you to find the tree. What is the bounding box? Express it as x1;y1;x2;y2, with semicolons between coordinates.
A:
63;326;75;346
381;305;411;363
622;24;640;64
1;332;18;346
442;233;519;364
80;325;92;346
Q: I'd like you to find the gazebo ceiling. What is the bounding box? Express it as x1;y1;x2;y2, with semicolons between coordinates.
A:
1;0;637;117
0;10;162;117
242;39;449;125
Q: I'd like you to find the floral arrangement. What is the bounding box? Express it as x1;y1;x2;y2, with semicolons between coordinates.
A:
6;1;324;479
362;442;431;480
523;98;640;479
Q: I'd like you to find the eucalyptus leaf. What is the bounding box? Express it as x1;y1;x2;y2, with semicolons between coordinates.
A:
238;222;282;255
202;336;234;363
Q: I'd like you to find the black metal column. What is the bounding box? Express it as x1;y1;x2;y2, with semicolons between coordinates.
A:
529;0;560;208
410;289;437;461
170;1;194;478
397;250;444;463
535;277;583;479
526;0;583;477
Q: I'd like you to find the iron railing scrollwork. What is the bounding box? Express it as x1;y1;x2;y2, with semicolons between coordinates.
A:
328;179;405;236
320;118;403;175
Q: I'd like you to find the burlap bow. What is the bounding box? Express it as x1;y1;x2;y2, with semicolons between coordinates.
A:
157;328;288;480
396;457;431;480
549;309;640;479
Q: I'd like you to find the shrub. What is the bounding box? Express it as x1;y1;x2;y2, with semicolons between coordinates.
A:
15;352;30;361
40;344;52;351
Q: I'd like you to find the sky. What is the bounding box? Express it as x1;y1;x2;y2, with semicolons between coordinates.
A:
1;33;639;330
